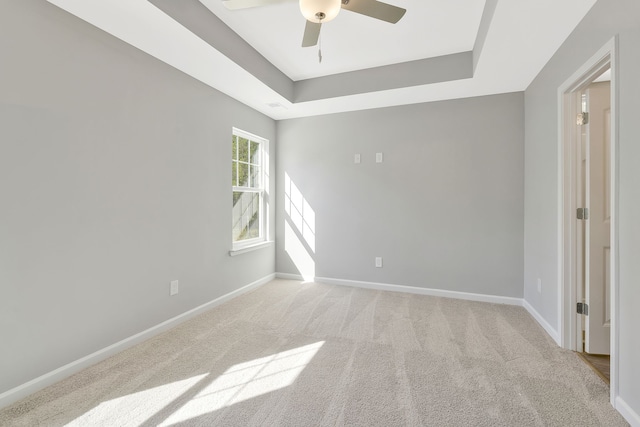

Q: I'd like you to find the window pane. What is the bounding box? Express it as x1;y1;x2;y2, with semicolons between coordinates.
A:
237;161;249;187
232;135;238;161
238;137;249;163
250;164;261;188
250;140;260;165
232;160;237;186
232;190;242;205
232;191;261;242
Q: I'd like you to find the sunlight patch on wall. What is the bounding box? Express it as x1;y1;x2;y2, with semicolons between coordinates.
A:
284;172;315;252
285;221;315;282
159;341;324;425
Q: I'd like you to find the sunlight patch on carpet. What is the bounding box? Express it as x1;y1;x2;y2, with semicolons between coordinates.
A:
159;341;325;425
66;374;208;426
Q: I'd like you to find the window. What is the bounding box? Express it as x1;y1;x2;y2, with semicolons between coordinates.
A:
231;128;268;251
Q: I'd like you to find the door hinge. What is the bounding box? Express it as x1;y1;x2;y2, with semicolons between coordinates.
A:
576;207;589;220
577;302;589;315
577;112;589;125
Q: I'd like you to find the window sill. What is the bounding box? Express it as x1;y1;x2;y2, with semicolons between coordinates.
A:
229;241;273;257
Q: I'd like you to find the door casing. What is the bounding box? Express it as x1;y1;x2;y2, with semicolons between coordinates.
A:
557;37;618;405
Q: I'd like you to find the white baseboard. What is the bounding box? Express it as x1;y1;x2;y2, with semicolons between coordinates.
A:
522;299;561;345
276;274;569;346
275;272;311;282
276;273;523;306
0;273;275;410
616;395;640;427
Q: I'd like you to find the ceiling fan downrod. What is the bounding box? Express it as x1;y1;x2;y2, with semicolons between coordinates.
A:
317;13;324;63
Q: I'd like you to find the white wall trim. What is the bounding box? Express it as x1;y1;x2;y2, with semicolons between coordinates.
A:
615;396;640;427
522;299;561;345
557;36;619;407
276;272;311;282
557;36;616;350
277;274;573;347
229;241;274;257
276;273;523;306
0;273;275;410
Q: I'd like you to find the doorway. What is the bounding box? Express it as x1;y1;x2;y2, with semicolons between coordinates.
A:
558;38;618;405
576;77;611;383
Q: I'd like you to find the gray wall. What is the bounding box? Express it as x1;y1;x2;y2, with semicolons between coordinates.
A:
0;1;275;395
524;0;640;415
276;93;524;298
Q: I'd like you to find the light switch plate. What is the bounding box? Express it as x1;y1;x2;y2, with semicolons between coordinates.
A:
354;153;361;164
376;152;383;163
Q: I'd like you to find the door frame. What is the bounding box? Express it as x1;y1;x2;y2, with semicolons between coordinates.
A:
557;37;618;405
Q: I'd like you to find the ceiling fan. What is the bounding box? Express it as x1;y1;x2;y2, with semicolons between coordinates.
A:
222;0;406;48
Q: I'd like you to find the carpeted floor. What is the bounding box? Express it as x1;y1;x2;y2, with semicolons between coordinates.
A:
0;279;628;426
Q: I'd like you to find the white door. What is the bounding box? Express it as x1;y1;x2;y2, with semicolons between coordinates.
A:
584;81;611;355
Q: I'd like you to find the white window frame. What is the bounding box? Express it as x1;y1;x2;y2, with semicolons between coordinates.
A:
231;128;268;253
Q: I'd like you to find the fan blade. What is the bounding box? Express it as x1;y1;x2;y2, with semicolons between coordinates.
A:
340;0;406;23
302;20;321;47
222;0;294;10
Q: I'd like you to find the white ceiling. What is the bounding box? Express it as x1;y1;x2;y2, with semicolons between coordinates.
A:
199;0;487;81
47;0;598;120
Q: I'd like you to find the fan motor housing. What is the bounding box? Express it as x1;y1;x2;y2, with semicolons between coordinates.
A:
299;0;341;23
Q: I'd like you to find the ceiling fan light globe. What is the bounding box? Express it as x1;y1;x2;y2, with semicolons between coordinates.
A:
299;0;341;23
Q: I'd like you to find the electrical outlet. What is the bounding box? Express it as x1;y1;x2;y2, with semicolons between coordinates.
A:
170;280;179;296
375;257;383;268
537;278;542;293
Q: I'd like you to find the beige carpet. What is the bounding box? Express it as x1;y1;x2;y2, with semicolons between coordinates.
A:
0;279;628;426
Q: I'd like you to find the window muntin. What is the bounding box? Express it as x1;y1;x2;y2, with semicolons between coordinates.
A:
232;129;267;249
